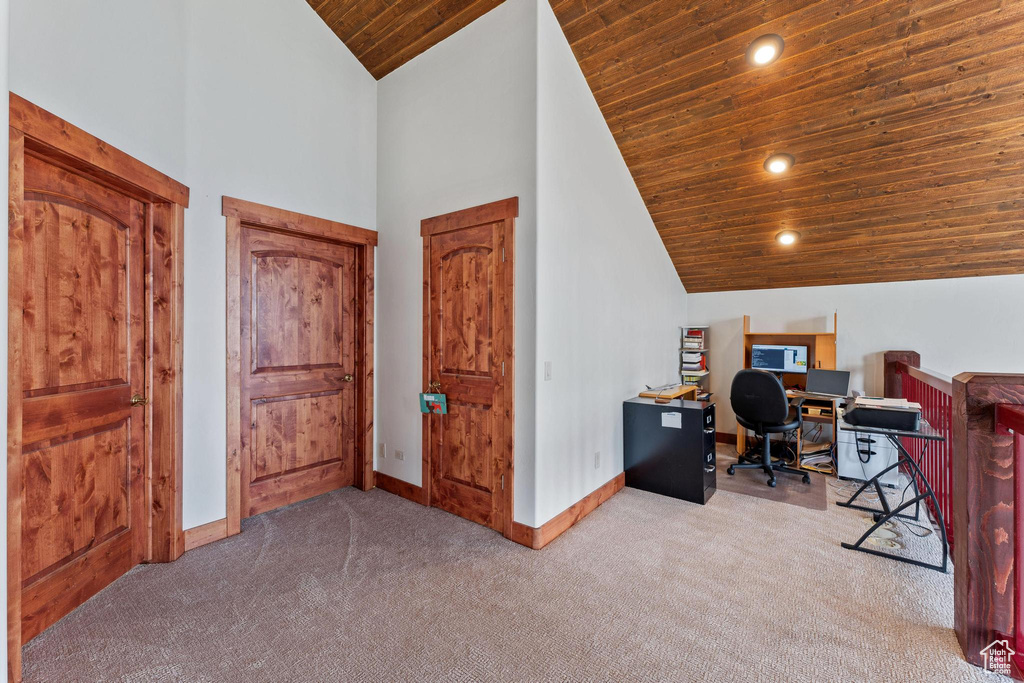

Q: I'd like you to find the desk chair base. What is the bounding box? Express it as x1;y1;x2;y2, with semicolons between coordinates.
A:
728;437;811;488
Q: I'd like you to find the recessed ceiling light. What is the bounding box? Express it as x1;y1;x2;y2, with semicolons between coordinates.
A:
776;230;800;246
764;153;795;174
747;34;785;66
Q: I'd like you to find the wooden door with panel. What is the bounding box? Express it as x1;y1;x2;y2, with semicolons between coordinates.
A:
423;200;515;536
239;225;359;517
18;153;148;641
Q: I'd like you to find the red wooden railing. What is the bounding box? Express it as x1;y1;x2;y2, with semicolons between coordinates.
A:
897;363;955;549
886;356;955;550
996;404;1024;663
951;371;1024;675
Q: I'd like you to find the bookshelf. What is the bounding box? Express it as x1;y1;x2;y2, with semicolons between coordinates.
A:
681;326;711;401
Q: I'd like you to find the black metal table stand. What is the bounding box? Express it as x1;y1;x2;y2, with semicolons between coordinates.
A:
836;431;949;573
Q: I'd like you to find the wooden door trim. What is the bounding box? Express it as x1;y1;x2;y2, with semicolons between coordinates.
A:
223;196;378;246
224;196;376;536
8;126;25;683
8;95;188;681
420;197;518;237
9;94;188;207
420;197;517;540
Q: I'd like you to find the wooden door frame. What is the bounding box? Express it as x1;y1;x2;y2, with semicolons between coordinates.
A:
224;196;377;536
7;94;188;680
420;197;517;540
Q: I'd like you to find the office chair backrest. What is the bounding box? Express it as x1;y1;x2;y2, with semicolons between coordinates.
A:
731;369;789;426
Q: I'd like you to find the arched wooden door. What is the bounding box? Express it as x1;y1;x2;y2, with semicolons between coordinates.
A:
8;94;187;677
420;198;516;537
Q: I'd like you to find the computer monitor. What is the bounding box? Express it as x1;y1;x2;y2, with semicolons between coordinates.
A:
805;368;851;397
751;344;808;374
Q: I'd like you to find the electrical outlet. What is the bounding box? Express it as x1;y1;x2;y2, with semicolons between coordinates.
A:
594;451;601;469
544;361;552;381
379;443;387;460
395;450;405;461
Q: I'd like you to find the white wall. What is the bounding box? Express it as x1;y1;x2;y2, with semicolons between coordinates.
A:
688;274;1024;432
375;0;539;523
9;0;378;529
10;0;186;178
532;1;687;525
180;0;376;528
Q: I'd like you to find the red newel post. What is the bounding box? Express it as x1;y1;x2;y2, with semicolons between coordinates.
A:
883;350;920;398
953;372;1024;670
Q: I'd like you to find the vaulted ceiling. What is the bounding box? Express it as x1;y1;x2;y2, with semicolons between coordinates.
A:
307;0;503;79
310;0;1024;292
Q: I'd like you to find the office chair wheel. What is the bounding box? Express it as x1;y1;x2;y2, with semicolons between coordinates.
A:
767;478;777;488
802;474;811;485
727;466;735;476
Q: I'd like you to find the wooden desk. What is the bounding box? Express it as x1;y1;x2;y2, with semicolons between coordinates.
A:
638;384;698;401
736;312;839;462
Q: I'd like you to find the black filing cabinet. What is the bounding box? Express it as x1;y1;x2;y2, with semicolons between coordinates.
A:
623;397;716;504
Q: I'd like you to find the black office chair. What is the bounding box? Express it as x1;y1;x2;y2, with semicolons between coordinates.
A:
728;369;811;488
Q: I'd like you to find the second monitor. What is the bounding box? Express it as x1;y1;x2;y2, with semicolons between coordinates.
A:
751;344;808;374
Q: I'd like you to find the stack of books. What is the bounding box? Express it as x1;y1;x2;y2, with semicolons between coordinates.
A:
680;352;706;373
681;326;711;401
682;329;705;350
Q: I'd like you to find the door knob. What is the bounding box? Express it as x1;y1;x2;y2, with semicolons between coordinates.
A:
428;381;441;391
343;374;354;383
130;394;149;407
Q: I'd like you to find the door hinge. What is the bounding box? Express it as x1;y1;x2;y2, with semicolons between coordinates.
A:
502;247;505;262
501;474;505;490
502;361;505;376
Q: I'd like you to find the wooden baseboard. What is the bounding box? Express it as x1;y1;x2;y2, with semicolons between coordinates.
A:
183;518;228;552
510;473;625;550
716;432;737;446
374;471;428;506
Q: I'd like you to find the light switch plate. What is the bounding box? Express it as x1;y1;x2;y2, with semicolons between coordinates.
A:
395;450;405;461
544;361;552;381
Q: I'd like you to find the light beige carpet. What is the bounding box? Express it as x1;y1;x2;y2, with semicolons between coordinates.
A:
24;474;999;682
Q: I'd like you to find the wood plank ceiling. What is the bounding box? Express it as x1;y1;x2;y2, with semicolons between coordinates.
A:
306;0;503;79
311;0;1024;292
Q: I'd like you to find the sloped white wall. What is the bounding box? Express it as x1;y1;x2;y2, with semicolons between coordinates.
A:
375;0;539;523
533;1;688;526
688;274;1024;432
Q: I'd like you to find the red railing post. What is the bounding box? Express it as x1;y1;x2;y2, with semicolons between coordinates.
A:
953;373;1024;670
995;405;1024;662
884;350;921;399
